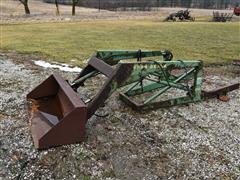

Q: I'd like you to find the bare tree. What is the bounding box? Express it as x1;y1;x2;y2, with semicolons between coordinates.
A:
55;0;60;15
18;0;30;14
72;0;80;16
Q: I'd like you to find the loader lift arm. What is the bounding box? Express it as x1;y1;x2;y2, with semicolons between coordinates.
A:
27;50;239;149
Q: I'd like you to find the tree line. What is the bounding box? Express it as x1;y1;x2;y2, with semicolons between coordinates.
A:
79;0;239;10
18;0;239;15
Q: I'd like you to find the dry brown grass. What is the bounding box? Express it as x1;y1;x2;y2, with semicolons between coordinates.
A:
0;0;237;23
1;0;101;16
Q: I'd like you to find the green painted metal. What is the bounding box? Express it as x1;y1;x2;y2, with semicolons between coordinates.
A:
95;50;173;65
78;50;203;109
118;61;202;108
27;49;239;149
71;50;238;111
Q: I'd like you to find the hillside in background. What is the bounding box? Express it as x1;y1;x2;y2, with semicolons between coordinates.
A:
44;0;240;10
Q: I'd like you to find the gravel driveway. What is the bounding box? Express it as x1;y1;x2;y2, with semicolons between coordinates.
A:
0;52;239;179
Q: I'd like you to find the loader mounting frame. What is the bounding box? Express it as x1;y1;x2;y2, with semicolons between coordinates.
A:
27;50;239;149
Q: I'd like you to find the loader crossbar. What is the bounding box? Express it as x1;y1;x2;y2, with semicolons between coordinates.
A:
27;50;239;149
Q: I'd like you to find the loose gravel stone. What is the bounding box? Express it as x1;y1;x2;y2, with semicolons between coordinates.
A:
0;53;239;179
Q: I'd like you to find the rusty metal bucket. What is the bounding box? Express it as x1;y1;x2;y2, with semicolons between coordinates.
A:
27;74;87;149
26;51;240;150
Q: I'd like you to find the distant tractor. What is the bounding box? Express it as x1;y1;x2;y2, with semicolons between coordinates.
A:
164;9;195;22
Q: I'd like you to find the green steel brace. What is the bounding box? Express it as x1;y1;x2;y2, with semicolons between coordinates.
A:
71;50;239;111
117;60;203;110
27;50;239;149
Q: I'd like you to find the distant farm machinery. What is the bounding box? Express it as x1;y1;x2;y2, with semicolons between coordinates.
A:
27;50;239;149
212;11;233;22
164;9;195;22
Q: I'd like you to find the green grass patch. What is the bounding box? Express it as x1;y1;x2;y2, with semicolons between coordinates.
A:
1;20;239;66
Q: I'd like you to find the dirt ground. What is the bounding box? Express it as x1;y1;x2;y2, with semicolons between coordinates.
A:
1;0;238;23
0;51;239;179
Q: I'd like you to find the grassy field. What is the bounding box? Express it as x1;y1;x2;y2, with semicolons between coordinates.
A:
1;20;239;66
